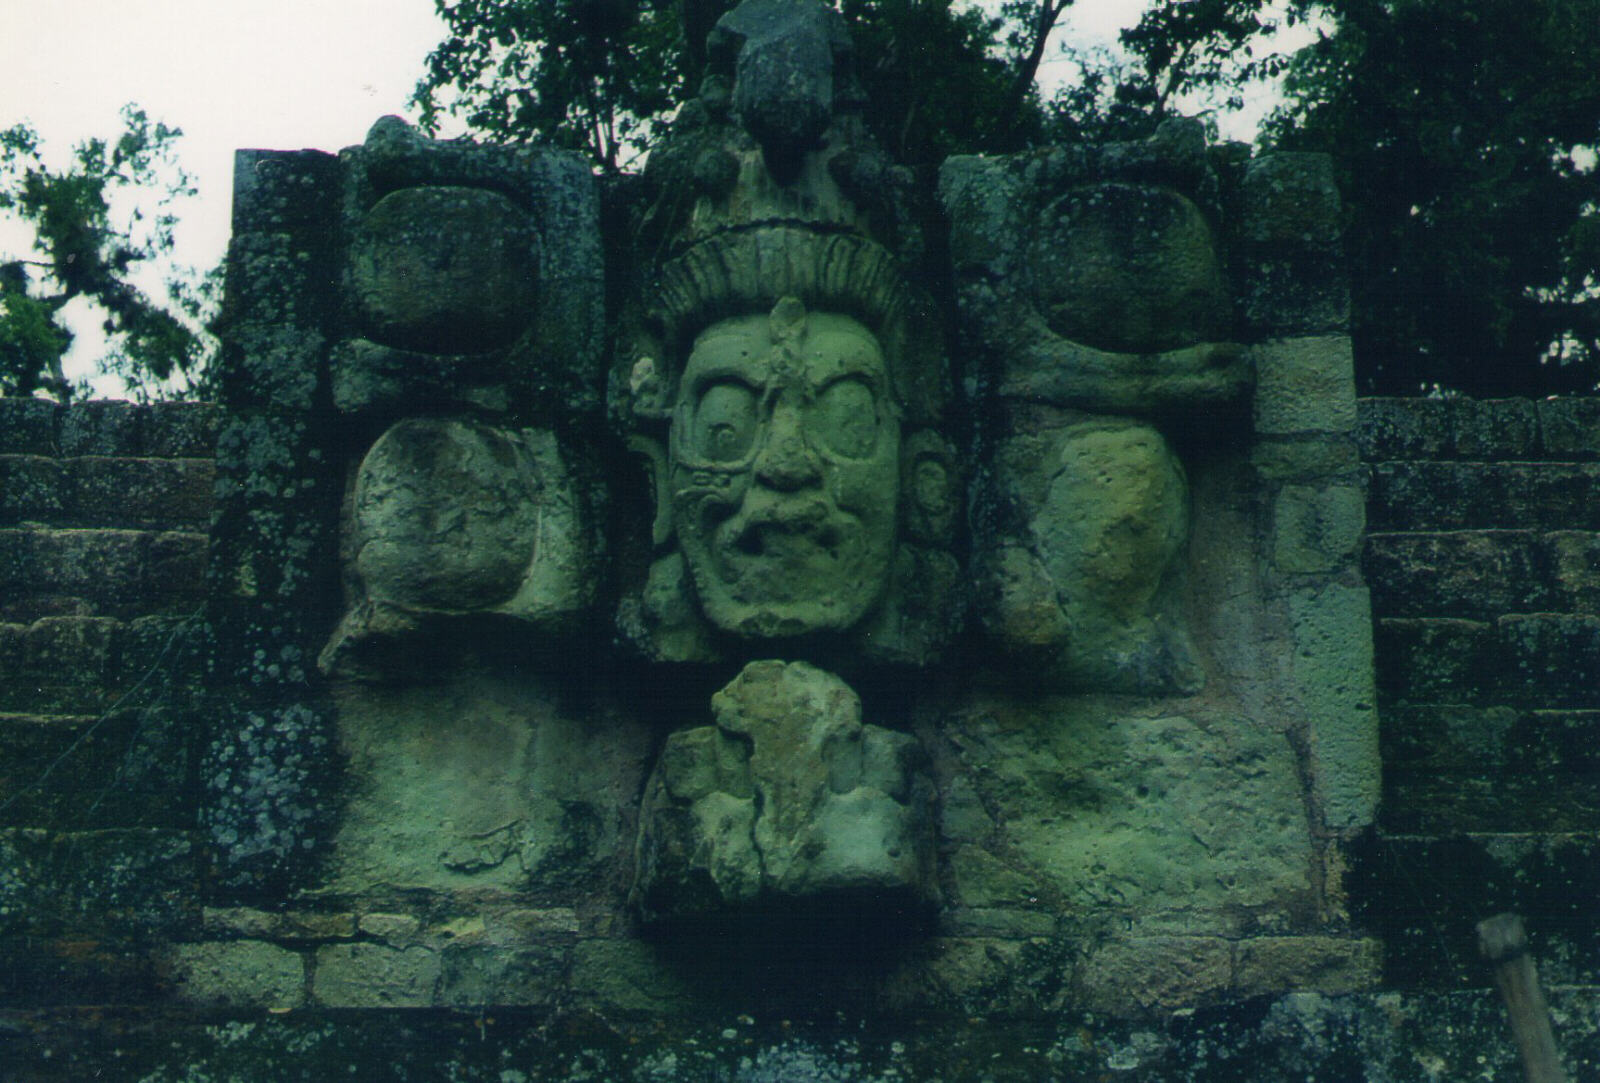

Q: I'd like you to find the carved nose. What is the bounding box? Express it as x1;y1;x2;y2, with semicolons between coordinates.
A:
754;403;822;490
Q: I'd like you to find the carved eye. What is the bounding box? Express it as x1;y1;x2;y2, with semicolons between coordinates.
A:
693;381;759;461
813;378;878;458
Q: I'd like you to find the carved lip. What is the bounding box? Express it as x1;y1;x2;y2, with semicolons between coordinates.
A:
715;497;849;566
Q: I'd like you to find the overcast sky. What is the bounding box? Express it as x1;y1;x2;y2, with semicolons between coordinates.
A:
0;0;1165;392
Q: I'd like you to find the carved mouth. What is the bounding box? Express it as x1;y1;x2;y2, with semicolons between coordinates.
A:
717;498;847;566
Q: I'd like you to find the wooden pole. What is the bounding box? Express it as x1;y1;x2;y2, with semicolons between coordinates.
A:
1477;913;1566;1083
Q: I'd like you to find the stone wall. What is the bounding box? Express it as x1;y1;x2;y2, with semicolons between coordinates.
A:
1357;395;1600;993
0;398;215;1005
1;394;1596;1080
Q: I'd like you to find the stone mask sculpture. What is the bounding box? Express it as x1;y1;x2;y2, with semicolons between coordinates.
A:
613;0;959;667
670;298;900;638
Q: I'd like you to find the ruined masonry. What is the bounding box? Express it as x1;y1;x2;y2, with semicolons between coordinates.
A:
1;0;1597;1078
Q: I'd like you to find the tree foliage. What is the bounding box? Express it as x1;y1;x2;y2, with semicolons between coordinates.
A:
412;0;1075;170
1265;0;1600;395
414;0;1599;396
0;105;215;401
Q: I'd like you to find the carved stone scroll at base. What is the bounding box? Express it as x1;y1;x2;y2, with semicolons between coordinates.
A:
632;660;936;926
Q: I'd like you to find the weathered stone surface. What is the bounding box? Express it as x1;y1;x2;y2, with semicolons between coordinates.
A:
4;990;1600;1080
1076;936;1233;1014
59;400;145;457
350;185;539;354
322;419;598;678
979;418;1201;694
201;701;339;894
1364;530;1550;618
1450;397;1539;459
0;455;66;523
1538;395;1600;458
633;661;935;923
313;941;443;1007
68;456;214;527
1252;336;1358;435
1367;460;1600;530
944;699;1315;926
1250;434;1360;482
1373;617;1491;703
220;154;341;411
167;940;305;1009
0;398;60;454
327;674;650;894
1357;397;1450;461
939;125;1251;413
710;0;853;167
1272;483;1364;573
0;706;192;829
1026;183;1229;354
1349;832;1600;988
1232;936;1382;998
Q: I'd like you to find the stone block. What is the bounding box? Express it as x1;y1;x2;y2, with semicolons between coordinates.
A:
23;529;152;611
1348;832;1600;988
944;702;1315;921
1233;936;1382;998
1252;336;1358;435
1362;530;1549;619
1288;584;1380;829
1548;530;1600;612
313;941;442;1007
167;940;305;1009
0;829;198;937
59;401;144;457
1239;152;1342;246
0;708;191;829
570;938;695;1014
1356;397;1450;461
142;401;220;457
0;456;66;523
1373;617;1492;703
1251;435;1360;482
1238;245;1349;336
1367;461;1600;531
0;934;159;1006
437;942;565;1008
0;398;60;454
1075;936;1233;1014
1272;483;1365;572
1494;614;1600;707
22;616;118;687
1538;396;1600;459
68;457;215;527
1450;398;1538;459
201;906;357;941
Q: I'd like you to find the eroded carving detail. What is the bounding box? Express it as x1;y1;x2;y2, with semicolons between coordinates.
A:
632;659;936;925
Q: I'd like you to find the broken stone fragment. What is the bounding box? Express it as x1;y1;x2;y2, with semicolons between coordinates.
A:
632;660;936;926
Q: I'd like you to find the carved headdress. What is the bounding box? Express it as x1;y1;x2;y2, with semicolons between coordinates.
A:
616;0;945;428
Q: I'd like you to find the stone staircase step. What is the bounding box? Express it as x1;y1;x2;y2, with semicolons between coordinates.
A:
1364;529;1600;619
0;455;214;529
1360;396;1600;462
0;528;207;621
1366;461;1600;531
0;710;194;829
1376;616;1600;707
1347;832;1600;989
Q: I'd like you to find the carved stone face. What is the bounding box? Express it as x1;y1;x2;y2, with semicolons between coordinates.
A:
669;299;900;638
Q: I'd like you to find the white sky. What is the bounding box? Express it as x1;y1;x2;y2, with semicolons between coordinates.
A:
1;0;1246;393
